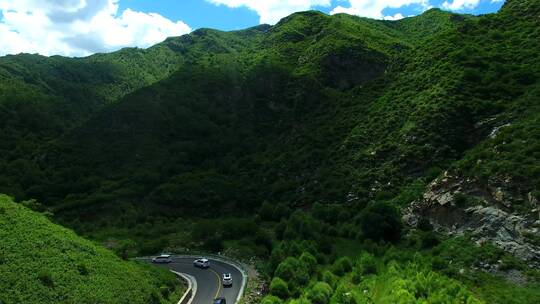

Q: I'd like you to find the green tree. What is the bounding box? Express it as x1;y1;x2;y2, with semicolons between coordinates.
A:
307;282;333;304
359;202;403;242
270;277;289;299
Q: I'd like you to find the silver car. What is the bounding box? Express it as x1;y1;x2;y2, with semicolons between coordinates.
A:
222;273;233;287
193;258;210;268
152;254;172;263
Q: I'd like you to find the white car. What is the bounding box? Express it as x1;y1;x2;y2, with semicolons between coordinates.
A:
222;273;233;287
193;258;210;268
152;254;172;263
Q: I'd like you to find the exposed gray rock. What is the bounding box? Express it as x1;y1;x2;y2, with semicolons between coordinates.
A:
404;173;540;268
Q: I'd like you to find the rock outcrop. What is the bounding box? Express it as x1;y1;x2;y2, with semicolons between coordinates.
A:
403;172;540;267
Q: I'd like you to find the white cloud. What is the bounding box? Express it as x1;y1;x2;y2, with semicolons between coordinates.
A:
0;0;191;57
442;0;481;11
383;13;405;20
207;0;332;24
330;0;430;19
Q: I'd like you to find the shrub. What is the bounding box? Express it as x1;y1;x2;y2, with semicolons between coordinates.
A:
432;256;447;271
300;251;318;275
37;270;54;288
421;231;441;249
356;253;377;275
332;257;353;276
254;230;273;252
307;282;333;304
203;235;224;253
322;270;338;289
289;299;311;304
77;263;90;276
358;202;403;242
274;257;309;292
159;286;170;298
261;295;283;304
317;236;334;255
331;283;358;304
270;277;289;299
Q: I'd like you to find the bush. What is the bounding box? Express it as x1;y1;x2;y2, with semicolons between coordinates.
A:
332;257;353;276
203;236;224;253
432;256;447;271
358;202;403;242
37;270;54;288
322;270;338;289
77;263;90;276
274;257;309;292
307;282;333;304
331;283;358;304
421;231;441;249
261;295;283;304
270;277;289;299
254;230;273;252
300;252;318;275
289;299;311;304
356;253;377;275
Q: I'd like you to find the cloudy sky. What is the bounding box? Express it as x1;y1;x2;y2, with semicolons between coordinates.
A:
0;0;505;57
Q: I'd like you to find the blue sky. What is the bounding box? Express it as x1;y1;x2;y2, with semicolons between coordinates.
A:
0;0;505;57
120;0;505;31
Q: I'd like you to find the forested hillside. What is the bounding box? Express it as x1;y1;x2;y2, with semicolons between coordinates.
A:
0;195;183;304
0;0;539;303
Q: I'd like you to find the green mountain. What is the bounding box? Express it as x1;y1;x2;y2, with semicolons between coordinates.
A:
0;195;182;304
0;0;539;303
9;1;535;223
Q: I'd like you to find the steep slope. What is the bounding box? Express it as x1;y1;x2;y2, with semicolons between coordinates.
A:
0;2;533;224
29;11;404;220
0;0;537;269
0;25;267;198
0;194;182;304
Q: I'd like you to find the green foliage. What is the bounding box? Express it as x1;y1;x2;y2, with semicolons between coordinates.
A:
322;270;338;289
307;282;333;304
274;257;310;293
261;295;284;304
0;195;181;304
358;202;403;243
331;257;353;276
0;0;537;235
330;282;358;304
356;252;378;276
357;262;483;303
300;252;318;275
0;2;539;303
270;277;290;299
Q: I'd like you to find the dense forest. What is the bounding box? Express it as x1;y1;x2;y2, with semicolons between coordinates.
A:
0;0;539;303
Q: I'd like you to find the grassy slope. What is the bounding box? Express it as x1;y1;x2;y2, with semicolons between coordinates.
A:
0;195;182;304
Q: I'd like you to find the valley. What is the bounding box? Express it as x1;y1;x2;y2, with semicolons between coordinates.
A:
0;0;539;303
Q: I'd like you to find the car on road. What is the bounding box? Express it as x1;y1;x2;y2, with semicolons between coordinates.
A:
222;273;233;287
152;254;172;263
213;298;226;304
193;258;210;268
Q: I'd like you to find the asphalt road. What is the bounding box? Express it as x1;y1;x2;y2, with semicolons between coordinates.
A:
150;257;243;304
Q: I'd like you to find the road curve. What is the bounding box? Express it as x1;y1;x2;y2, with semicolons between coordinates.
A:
146;257;244;304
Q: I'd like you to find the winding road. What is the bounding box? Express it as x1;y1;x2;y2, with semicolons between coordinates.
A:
144;257;244;304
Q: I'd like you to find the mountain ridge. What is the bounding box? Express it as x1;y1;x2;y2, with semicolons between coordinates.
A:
0;2;539;302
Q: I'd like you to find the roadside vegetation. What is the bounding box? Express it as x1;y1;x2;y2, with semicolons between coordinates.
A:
0;195;183;304
0;0;538;303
